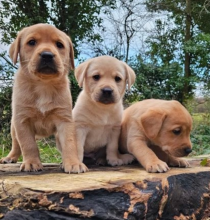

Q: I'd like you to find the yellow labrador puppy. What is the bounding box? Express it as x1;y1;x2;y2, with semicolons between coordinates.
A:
0;23;88;173
120;99;193;173
73;56;136;166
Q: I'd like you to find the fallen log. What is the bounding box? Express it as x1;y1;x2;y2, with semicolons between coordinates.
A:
0;159;210;220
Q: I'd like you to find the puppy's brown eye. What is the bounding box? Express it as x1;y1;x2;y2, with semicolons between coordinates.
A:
115;76;122;82
173;129;181;135
28;40;36;46
93;75;100;81
56;42;64;48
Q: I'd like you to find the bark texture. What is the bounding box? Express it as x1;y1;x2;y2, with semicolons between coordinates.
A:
0;160;210;220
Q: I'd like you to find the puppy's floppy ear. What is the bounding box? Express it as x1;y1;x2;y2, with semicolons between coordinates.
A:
141;109;167;140
68;36;75;70
122;62;136;90
74;61;89;87
9;31;23;64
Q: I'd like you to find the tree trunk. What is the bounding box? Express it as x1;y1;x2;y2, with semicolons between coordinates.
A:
1;159;210;220
184;0;192;102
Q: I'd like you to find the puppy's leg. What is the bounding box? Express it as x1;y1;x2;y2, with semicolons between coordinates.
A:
95;147;107;165
118;153;135;165
13;121;43;172
0;124;21;163
128;137;170;173
106;127;134;166
56;122;88;173
167;155;190;168
74;126;87;163
106;128;123;166
151;146;190;168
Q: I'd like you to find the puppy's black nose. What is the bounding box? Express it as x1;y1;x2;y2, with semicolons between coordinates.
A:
40;51;54;60
184;148;192;155
101;87;113;96
38;51;57;74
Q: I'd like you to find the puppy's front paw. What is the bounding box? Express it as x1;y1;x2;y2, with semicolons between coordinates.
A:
20;159;43;172
107;157;123;166
118;153;135;165
169;157;190;168
146;160;170;173
0;156;18;164
62;162;88;174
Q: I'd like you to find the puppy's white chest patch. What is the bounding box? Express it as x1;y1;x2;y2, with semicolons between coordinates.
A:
36;97;54;114
35;85;56;113
84;124;119;153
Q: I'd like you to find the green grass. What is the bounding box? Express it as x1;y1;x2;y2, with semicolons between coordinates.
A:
37;138;62;163
190;113;210;156
192;113;204;123
0;146;11;159
0;137;61;163
0;113;210;161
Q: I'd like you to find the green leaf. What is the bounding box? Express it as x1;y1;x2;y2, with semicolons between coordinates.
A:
200;158;208;166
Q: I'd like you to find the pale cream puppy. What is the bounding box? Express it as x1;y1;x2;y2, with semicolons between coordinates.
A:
120;99;193;173
73;56;136;166
0;23;88;173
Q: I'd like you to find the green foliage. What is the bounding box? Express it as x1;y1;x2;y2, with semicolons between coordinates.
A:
37;138;62;163
0;51;16;148
0;138;61;163
191;113;210;156
0;0;117;127
200;158;208;166
0;85;12;150
143;19;194;102
0;0;116;57
69;71;81;106
0;53;14;149
189;99;210;156
0;147;11;160
129;55;193;102
146;19;182;64
0;0;49;45
145;0;210;102
184;33;210;90
145;0;210;33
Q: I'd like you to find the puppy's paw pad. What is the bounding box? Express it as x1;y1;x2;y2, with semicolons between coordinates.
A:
63;163;88;174
169;158;190;168
20;161;43;172
0;157;17;164
107;158;123;166
146;161;169;173
178;159;190;167
118;154;135;165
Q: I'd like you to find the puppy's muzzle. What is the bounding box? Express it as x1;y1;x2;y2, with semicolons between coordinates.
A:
184;147;192;155
177;146;192;157
37;51;57;74
99;87;115;104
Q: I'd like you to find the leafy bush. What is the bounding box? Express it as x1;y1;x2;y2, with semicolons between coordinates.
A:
191;113;210;156
0;85;12;149
129;55;193;103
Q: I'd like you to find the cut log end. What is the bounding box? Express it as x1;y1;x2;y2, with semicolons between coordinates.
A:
0;159;210;219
